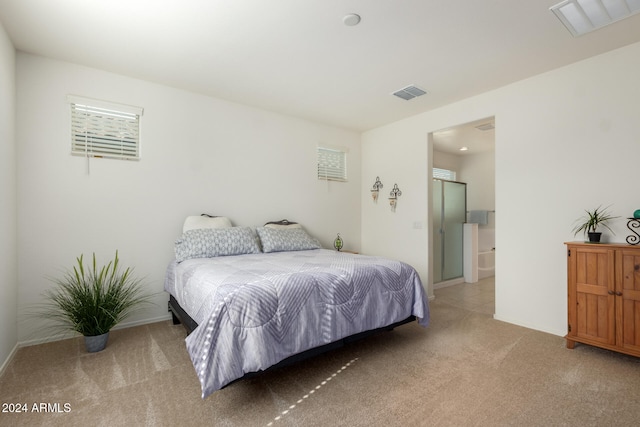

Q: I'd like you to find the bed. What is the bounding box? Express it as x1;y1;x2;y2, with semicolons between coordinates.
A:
164;217;430;398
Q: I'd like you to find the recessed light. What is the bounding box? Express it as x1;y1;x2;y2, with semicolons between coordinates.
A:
343;14;361;26
459;147;469;151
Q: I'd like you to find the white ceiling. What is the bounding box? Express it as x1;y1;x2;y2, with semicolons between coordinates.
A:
1;1;640;132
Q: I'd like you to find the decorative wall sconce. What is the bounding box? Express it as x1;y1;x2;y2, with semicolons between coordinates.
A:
389;184;402;212
371;176;384;202
333;233;344;251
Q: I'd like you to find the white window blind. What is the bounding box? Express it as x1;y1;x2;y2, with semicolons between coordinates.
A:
317;146;347;181
68;95;143;160
433;167;456;181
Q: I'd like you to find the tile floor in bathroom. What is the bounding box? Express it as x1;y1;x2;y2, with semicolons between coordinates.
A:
433;276;495;316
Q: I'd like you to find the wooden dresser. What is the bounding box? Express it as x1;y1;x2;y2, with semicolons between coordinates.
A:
565;242;640;357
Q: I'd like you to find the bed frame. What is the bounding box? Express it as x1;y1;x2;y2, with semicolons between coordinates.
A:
168;295;415;384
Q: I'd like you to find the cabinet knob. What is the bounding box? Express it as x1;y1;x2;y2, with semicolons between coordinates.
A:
608;290;615;295
615;291;623;296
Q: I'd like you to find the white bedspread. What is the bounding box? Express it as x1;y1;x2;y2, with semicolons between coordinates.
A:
164;249;429;398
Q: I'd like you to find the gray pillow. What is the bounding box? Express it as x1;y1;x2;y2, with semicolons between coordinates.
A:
175;226;261;262
256;227;321;253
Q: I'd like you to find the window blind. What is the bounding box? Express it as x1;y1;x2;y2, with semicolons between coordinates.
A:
317;146;347;181
68;95;143;160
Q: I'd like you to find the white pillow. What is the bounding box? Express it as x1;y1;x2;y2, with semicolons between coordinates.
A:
183;215;232;233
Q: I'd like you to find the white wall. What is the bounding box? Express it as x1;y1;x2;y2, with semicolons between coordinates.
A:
361;121;430;293
0;21;17;368
16;53;361;343
433;150;461;174
460;150;496;235
363;41;640;336
459;151;495;215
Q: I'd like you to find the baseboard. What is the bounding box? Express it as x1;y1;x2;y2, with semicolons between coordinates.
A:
492;314;565;337
0;342;19;377
111;314;173;331
19;333;71;347
17;314;173;348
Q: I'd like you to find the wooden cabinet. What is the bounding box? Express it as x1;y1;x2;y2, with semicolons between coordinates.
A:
566;242;640;357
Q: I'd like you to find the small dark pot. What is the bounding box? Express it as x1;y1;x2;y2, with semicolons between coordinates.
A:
84;332;109;353
587;232;602;243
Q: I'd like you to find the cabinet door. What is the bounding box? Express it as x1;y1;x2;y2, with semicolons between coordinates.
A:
569;246;615;345
617;249;640;353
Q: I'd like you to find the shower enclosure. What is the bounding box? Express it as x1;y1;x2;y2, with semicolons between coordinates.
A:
433;179;467;283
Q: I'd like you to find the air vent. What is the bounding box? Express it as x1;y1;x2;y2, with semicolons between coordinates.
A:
392;85;427;101
475;123;495;131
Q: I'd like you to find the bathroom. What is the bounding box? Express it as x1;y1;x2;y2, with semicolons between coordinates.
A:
432;117;495;287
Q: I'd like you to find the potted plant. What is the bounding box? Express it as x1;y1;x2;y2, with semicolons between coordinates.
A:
37;251;153;352
572;205;619;243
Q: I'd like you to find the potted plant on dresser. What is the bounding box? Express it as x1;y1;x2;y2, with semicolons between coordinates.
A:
37;251;153;352
572;205;619;243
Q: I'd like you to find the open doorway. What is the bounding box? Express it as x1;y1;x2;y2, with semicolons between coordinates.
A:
429;117;495;311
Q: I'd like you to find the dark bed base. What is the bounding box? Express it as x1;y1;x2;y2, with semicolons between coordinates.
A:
168;295;415;386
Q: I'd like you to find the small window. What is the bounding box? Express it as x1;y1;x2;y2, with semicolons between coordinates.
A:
317;146;347;181
433;167;456;181
67;95;143;160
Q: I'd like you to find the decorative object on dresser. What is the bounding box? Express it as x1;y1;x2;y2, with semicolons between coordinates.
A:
626;210;640;245
371;176;383;202
572;205;618;243
36;251;153;353
389;183;402;212
565;242;640;357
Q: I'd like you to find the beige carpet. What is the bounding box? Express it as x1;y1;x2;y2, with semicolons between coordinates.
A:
2;289;640;426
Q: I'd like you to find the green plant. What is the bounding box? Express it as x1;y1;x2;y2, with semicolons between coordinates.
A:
39;251;152;337
572;205;619;237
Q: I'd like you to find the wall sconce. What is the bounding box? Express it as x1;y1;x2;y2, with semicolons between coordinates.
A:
333;233;344;251
371;176;383;202
389;184;402;212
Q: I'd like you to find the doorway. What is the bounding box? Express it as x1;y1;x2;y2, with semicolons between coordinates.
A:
430;116;495;292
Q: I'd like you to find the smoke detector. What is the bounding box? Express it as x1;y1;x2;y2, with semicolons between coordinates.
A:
343;14;361;26
392;85;427;101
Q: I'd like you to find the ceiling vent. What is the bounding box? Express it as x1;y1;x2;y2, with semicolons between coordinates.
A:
475;123;495;131
550;0;640;37
392;85;427;101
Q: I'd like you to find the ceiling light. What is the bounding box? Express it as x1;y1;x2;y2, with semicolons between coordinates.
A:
343;14;361;26
459;147;469;151
392;85;427;101
550;0;640;37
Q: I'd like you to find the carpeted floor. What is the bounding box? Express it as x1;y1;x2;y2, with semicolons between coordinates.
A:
2;279;640;426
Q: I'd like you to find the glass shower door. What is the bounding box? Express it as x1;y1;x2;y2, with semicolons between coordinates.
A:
433;179;467;283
